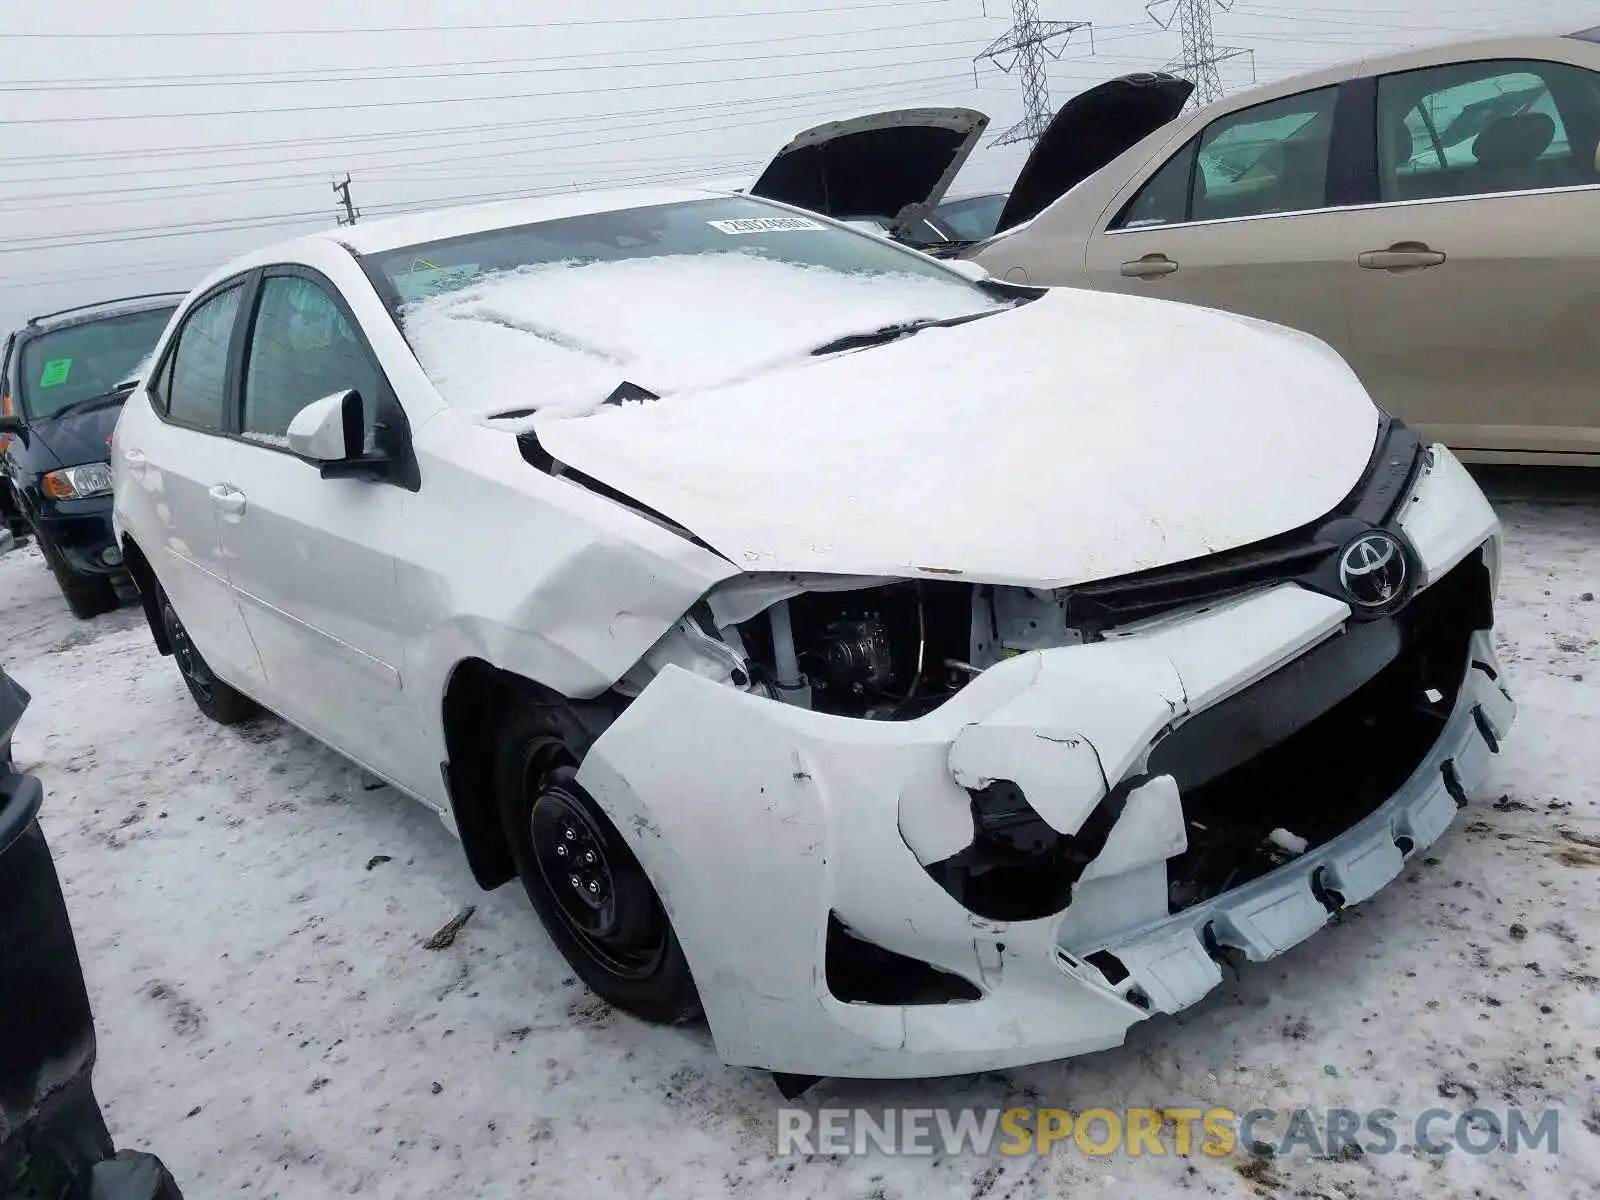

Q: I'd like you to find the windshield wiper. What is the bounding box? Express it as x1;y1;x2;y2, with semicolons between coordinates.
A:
808;310;999;358
45;389;134;421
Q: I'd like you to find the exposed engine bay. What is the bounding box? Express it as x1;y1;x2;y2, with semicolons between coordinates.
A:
735;580;1080;720
617;577;1086;719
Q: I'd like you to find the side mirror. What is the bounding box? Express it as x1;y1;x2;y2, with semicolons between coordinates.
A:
0;415;24;437
286;389;399;483
944;259;991;283
287;389;361;463
0;529;14;559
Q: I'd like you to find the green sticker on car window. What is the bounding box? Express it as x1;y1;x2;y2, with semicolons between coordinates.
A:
39;358;72;387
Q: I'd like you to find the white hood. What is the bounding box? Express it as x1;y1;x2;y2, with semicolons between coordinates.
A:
531;288;1382;587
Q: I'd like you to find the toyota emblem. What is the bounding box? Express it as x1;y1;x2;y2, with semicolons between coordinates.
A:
1338;531;1409;610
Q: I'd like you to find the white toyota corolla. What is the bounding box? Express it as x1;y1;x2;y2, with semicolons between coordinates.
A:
112;187;1514;1086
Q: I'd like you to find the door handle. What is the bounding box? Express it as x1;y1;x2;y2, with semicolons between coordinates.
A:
208;484;247;519
1120;253;1179;279
1358;243;1446;272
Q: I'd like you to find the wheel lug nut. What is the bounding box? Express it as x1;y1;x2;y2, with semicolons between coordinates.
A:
564;828;576;841
584;851;596;864
555;844;568;857
588;881;599;893
569;874;582;889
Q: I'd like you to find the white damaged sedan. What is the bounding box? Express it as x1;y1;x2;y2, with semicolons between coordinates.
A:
111;187;1514;1084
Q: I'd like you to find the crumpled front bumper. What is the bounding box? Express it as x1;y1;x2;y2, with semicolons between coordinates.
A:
576;445;1513;1078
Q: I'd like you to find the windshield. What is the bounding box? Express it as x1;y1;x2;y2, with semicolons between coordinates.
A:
370;197;977;308
935;194;1008;240
16;306;175;419
374;197;1003;421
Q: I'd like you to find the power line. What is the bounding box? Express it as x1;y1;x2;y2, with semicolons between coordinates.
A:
0;71;989;187
0;210;336;253
0;53;994;127
0;158;779;261
974;1;1093;146
0;2;951;38
0;21;992;92
1226;6;1546;34
0;214;333;257
3;69;972;173
1232;0;1589;12
0;151;770;213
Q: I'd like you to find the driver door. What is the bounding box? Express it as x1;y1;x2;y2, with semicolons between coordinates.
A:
201;268;427;789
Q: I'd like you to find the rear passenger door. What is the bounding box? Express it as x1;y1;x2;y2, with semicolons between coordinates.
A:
1339;57;1600;459
123;281;266;694
1085;85;1353;356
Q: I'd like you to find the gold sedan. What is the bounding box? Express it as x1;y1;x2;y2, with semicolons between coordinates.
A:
968;26;1600;467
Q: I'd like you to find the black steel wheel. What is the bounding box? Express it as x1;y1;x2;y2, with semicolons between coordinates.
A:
495;703;699;1024
158;593;256;725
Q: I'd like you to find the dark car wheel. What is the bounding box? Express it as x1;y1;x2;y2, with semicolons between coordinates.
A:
158;594;256;725
494;704;700;1025
35;533;115;620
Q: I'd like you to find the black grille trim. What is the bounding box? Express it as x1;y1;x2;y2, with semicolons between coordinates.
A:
1061;416;1424;633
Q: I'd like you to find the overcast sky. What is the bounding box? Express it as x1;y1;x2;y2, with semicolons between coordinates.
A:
1;0;1592;332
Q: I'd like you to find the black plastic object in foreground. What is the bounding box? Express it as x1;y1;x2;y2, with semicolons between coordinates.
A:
0;666;183;1200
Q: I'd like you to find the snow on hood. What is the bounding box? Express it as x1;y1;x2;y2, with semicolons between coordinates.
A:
531;288;1383;587
401;254;1002;420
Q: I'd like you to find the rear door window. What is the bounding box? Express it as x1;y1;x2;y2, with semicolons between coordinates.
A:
162;285;245;432
1376;60;1600;202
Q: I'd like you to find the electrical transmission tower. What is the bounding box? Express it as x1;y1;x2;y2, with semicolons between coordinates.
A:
974;1;1093;147
1146;0;1253;109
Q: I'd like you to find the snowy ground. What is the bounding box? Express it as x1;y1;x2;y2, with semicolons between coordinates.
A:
1;486;1596;1200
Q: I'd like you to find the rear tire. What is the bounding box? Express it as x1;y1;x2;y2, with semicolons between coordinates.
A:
158;592;256;725
36;533;115;619
494;703;700;1025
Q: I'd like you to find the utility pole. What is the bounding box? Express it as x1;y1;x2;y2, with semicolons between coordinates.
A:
974;1;1093;147
1146;0;1254;109
333;174;361;225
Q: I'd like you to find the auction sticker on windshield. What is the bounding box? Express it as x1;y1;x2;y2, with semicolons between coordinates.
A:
38;359;72;387
708;216;825;234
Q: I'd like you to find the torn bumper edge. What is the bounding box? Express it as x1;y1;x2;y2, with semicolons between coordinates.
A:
572;444;1507;1078
1067;635;1514;1016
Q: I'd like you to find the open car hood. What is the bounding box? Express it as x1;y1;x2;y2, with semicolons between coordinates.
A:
749;108;989;239
996;72;1194;234
531;289;1381;588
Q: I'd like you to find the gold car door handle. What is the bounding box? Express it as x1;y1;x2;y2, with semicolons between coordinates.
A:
1120;254;1179;279
1358;244;1446;271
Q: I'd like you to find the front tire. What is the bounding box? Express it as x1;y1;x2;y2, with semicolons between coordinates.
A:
159;593;256;725
494;704;700;1025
